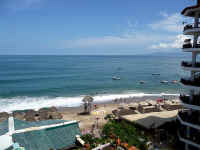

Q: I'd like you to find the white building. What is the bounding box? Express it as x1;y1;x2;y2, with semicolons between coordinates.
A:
179;0;200;150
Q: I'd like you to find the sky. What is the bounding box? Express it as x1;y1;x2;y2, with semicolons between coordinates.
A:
0;0;196;55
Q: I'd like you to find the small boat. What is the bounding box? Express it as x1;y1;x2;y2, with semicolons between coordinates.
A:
152;73;160;75
171;80;178;84
139;81;145;84
112;76;120;80
160;80;168;84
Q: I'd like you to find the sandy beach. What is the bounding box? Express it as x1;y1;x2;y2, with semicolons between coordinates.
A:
0;95;180;134
59;103;119;132
58;95;180;132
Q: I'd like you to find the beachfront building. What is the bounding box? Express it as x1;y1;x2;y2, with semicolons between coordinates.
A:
179;0;200;150
0;115;81;150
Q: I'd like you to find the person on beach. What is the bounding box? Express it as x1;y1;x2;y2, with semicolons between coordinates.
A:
94;104;97;109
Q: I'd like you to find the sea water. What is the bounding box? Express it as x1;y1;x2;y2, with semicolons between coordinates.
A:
0;54;189;112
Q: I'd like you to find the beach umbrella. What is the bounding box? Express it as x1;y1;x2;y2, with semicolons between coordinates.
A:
92;110;106;115
82;96;94;103
82;96;94;113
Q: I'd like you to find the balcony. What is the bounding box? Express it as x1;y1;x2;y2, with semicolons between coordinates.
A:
184;24;194;31
177;118;200;147
182;39;200;52
177;118;187;137
182;43;192;49
182;43;200;49
180;94;200;110
184;24;200;35
182;61;200;68
178;111;200;127
181;61;200;71
180;77;200;87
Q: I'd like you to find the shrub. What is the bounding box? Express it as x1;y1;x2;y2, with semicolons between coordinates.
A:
102;120;147;150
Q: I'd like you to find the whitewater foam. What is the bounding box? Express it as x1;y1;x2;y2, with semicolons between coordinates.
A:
0;93;179;112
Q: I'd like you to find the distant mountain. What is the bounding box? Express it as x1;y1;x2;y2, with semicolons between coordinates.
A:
149;51;188;57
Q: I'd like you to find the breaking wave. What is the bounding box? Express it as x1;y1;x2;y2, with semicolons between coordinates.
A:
0;92;179;112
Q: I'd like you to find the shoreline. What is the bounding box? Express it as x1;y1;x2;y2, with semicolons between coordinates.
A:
54;95;180;131
0;95;181;132
0;93;179;113
58;94;179;111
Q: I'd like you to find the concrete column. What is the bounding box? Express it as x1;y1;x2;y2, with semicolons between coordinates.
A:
191;52;197;77
193;13;199;48
190;89;194;104
192;52;197;65
194;14;199;28
198;0;200;6
193;35;198;48
8;115;15;135
186;126;190;138
185;143;189;150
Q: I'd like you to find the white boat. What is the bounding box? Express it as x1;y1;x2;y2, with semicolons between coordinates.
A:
112;76;120;80
171;80;178;84
152;73;160;75
160;80;168;84
139;81;145;84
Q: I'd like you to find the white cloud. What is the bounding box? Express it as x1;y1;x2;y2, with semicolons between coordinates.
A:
61;12;186;53
148;12;192;50
63;33;165;50
149;13;184;32
150;34;188;49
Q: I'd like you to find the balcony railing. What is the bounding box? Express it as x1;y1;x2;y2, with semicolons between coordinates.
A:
178;111;200;126
177;118;187;137
177;116;200;144
183;43;192;49
180;78;200;87
180;94;200;106
182;43;200;49
184;23;200;31
181;61;200;68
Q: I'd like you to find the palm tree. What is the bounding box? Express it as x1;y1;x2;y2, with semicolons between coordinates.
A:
82;96;94;114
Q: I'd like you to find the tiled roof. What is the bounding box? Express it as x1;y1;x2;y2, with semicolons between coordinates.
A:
12;121;81;150
14;119;67;130
0;120;8;136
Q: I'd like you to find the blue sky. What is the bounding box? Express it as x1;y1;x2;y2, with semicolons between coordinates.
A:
0;0;195;55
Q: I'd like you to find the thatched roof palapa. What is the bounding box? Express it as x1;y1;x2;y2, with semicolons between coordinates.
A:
82;96;94;103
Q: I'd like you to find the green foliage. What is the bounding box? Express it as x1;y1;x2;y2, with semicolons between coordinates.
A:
81;134;108;148
104;114;115;120
81;134;96;148
81;120;148;150
102;120;147;150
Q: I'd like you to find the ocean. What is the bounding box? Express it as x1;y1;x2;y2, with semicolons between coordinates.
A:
0;54;189;112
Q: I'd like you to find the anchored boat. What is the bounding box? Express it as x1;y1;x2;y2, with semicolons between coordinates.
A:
152;73;160;76
112;76;120;80
160;80;168;84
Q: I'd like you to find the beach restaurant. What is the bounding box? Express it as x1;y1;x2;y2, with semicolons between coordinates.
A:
0;116;81;150
120;110;178;129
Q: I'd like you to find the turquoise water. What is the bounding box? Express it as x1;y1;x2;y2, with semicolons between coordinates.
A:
0;54;189;112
